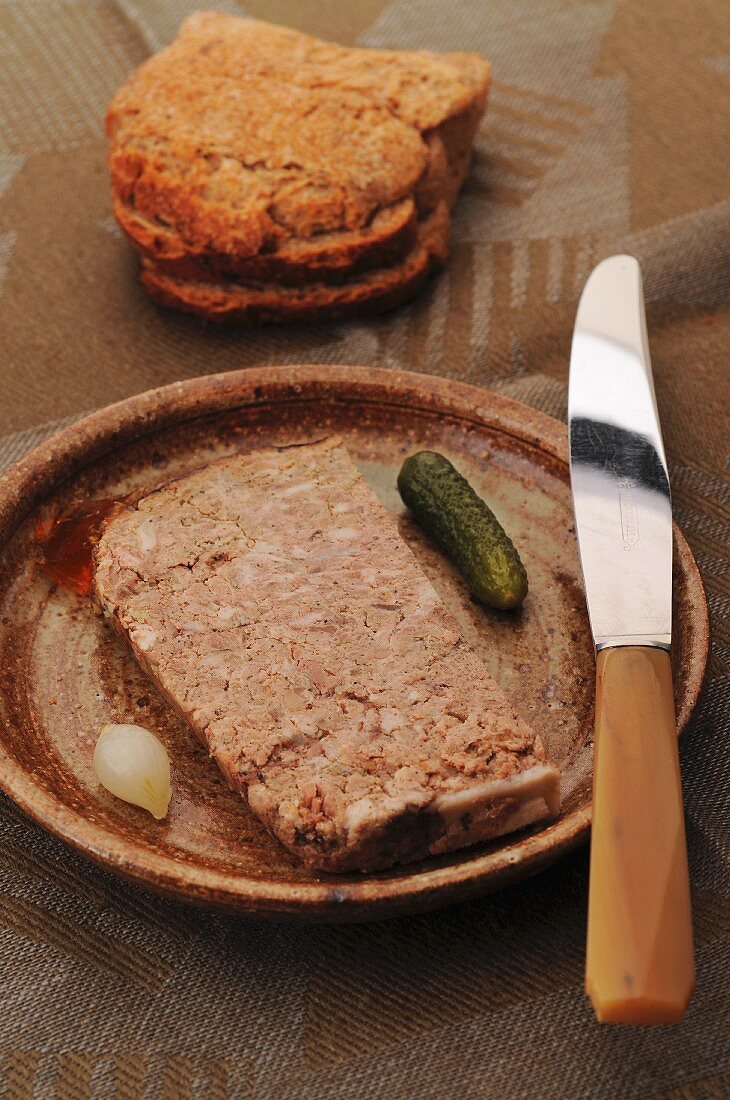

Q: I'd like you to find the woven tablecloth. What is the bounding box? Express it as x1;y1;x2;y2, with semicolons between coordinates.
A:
1;2;728;1097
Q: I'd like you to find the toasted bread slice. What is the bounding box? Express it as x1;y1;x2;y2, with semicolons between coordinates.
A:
141;204;449;324
121;14;489;134
114;196;418;286
160;19;491;220
107;15;489;290
159;17;491;216
109;74;428;259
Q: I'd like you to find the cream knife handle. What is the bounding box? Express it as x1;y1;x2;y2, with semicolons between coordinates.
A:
585;646;695;1024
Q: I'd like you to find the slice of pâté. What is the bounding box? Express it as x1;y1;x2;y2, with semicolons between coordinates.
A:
93;438;559;872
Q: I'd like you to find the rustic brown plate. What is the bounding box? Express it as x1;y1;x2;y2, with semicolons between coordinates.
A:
0;366;708;921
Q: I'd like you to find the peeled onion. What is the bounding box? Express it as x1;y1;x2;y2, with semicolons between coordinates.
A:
93;724;171;820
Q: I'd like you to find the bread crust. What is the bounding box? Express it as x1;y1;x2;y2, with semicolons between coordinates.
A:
140;205;449;324
115;197;418;286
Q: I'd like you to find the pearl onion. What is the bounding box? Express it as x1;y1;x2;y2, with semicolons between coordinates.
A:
93;724;171;820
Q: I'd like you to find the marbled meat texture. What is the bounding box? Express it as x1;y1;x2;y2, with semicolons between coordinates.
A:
93;438;560;871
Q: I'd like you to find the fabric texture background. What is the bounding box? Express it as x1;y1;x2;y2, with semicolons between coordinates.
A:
0;1;728;1097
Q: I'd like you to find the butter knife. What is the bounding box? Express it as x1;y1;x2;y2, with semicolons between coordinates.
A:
568;255;695;1024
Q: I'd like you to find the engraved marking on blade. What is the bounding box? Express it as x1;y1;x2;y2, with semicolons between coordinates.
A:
618;478;640;550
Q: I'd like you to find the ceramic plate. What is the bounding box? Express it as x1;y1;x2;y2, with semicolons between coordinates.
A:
0;367;709;920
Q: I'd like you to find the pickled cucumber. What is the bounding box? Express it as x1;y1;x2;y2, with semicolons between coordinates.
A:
397;451;528;610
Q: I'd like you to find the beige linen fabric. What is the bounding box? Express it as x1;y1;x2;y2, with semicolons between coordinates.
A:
0;2;728;1097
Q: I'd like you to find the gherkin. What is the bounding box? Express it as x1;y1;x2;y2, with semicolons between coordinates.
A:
397;451;528;611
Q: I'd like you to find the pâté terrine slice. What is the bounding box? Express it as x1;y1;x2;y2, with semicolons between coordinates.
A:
93;437;560;871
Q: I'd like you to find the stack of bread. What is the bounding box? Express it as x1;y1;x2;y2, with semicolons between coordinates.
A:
106;14;490;324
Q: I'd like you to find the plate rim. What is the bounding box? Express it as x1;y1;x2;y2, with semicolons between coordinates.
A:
0;365;710;920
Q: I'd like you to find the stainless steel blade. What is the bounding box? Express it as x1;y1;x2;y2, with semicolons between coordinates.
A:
568;255;672;650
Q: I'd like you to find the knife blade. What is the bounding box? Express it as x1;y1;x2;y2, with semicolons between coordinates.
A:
568;255;695;1025
569;254;671;650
